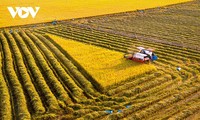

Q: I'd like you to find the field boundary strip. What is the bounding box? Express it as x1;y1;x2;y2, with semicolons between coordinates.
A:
64;22;200;51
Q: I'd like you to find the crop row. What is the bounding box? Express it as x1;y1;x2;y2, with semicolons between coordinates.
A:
84;9;200;47
34;33;86;100
5;31;46;114
168;99;200;119
100;19;199;44
65;25;200;60
115;74;172;97
130;84;200;119
106;71;164;96
20;30;76;105
33;32;99;97
44;26;200;62
38;28;126;52
12;31;60;112
104;77;199;119
124;75;178;104
0;36;12;120
0;32;31;120
58;25;200;65
125;78;200;119
150;92;200;119
60;23;200;59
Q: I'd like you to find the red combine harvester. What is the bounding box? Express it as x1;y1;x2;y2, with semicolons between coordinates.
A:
124;47;158;63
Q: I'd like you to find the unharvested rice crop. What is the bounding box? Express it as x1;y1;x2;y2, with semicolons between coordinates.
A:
49;34;156;88
0;0;191;27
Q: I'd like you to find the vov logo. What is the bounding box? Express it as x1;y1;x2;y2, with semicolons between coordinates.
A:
7;7;40;18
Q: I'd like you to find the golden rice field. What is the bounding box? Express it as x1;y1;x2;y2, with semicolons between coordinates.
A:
0;0;200;120
50;35;156;88
0;0;191;27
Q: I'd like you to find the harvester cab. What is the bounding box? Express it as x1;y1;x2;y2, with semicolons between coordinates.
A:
124;46;158;63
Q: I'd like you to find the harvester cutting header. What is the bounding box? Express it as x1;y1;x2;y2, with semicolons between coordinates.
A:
124;47;158;63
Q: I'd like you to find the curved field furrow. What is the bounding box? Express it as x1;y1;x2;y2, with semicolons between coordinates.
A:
57;25;200;61
19;30;73;105
26;30;84;102
33;32;100;97
54;24;200;60
4;31;46;115
124;80;200;119
168;100;200;120
76;111;108;120
101;78;199;119
148;90;200;120
0;35;12;120
0;32;31;120
12;31;61;112
106;71;164;96
0;1;199;119
113;74;172;97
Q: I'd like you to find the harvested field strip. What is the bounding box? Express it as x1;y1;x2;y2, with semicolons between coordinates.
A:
65;25;200;59
0;35;12;120
114;74;172;97
37;26;200;61
37;29;126;52
4;31;45;114
125;86;200;119
95;20;199;44
104;79;200;119
148;91;200;119
0;32;31;120
21;30;73;104
56;24;200;57
106;71;164;96
12;32;61;112
168;100;200;120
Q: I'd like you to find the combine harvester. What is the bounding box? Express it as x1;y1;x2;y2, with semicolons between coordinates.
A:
124;47;158;63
